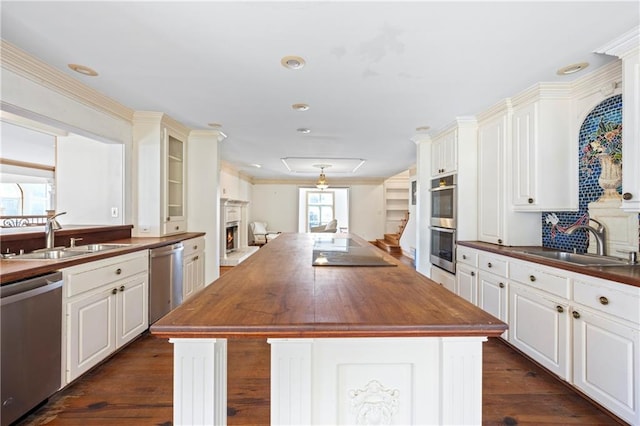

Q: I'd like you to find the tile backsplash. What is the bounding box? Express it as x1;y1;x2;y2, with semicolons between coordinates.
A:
540;94;640;253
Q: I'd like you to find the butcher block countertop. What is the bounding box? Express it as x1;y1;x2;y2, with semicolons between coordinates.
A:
0;229;205;285
458;241;640;288
150;233;508;340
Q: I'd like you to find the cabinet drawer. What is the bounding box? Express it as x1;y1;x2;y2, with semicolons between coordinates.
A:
65;252;149;298
478;253;507;276
163;219;186;235
183;236;205;258
510;261;569;299
456;246;478;267
573;278;640;325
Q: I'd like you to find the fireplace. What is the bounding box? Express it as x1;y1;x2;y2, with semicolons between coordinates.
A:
226;223;239;253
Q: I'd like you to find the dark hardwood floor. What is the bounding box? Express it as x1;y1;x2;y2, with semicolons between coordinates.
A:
16;252;622;425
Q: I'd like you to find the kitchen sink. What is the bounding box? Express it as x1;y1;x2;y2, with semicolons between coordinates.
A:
521;250;634;267
65;243;131;253
8;249;87;260
5;243;132;260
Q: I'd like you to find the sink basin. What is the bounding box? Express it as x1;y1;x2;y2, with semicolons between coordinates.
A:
66;243;131;253
5;243;132;260
8;249;87;260
522;250;633;267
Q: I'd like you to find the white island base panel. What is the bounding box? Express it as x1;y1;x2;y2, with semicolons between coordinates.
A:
170;336;487;426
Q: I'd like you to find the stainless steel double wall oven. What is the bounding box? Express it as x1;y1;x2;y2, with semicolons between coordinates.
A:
430;175;457;274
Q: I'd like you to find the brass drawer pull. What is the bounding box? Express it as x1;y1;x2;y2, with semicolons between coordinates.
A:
529;275;536;282
556;306;564;313
572;311;581;319
499;282;505;289
528;198;534;204
116;268;122;275
193;255;199;261
470;271;475;277
487;262;492;268
111;288;118;295
462;254;467;260
599;296;609;305
119;285;125;292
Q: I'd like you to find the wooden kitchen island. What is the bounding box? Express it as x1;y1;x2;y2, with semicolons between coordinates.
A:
150;233;507;425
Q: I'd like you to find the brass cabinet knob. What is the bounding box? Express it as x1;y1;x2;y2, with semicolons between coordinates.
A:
599;296;609;305
194;245;198;250
167;217;171;221
462;254;467;260
193;255;199;261
111;288;118;295
529;275;536;282
470;271;475;277
556;306;564;313
116;268;122;275
119;285;125;292
499;282;505;288
487;262;493;268
572;311;581;319
497;239;503;245
623;192;632;200
528;198;534;204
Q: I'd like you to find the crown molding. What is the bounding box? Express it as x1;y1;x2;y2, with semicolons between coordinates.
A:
190;129;227;143
475;98;512;124
569;60;622;98
1;40;134;123
594;25;640;58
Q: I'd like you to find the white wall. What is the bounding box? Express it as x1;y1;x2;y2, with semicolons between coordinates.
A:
251;182;385;241
56;134;124;225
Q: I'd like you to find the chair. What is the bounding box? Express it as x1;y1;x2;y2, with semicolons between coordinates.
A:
310;219;338;233
249;221;281;246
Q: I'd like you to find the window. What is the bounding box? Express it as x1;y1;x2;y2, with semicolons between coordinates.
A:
0;183;52;216
306;191;334;230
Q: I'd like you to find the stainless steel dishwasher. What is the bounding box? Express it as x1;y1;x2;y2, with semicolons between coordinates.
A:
1;272;63;426
149;242;184;324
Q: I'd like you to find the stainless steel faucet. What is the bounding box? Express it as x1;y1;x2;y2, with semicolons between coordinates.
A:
45;211;67;249
565;217;606;256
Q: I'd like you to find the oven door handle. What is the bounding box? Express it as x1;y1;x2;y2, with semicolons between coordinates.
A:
429;226;456;234
429;185;456;192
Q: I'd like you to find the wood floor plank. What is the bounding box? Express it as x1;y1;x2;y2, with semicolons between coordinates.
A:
17;333;621;426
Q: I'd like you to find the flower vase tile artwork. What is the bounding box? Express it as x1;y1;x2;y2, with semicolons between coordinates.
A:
541;94;623;253
580;118;623;201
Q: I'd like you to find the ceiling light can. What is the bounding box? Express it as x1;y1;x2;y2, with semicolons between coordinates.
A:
297;128;311;134
292;103;310;111
68;63;98;76
281;55;306;70
557;62;589;76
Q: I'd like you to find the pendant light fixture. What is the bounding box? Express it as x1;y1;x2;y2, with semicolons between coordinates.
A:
316;166;329;190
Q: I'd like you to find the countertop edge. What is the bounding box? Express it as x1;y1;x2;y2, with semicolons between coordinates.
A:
457;241;640;288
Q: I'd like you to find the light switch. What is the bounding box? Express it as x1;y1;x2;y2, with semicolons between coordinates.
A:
111;207;118;217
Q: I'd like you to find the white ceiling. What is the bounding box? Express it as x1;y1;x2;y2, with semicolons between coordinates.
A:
1;1;638;181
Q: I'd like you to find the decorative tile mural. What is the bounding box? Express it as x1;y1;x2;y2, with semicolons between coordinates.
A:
541;95;622;253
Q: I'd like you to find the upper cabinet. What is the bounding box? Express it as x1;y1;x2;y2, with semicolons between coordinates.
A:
133;111;189;237
431;129;457;177
511;84;576;211
595;27;640;212
477;101;541;246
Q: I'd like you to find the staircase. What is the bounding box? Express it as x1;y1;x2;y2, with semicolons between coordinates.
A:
375;211;409;254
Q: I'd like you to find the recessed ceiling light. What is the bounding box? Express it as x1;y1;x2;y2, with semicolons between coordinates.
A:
557;62;589;76
415;126;430;132
292;103;310;111
297;128;311;134
250;163;262;168
68;63;98;76
208;122;222;128
281;55;306;70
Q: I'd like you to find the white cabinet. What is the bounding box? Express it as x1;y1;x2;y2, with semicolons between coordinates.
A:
596;28;640;212
431;128;457;177
456;263;478;305
511;86;575;211
62;251;149;384
477;103;541;246
478;272;508;340
509;283;570;380
183;236;205;301
430;266;456;293
133;111;189;237
571;276;640;424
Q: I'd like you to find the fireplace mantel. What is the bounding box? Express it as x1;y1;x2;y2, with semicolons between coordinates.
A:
220;198;258;266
